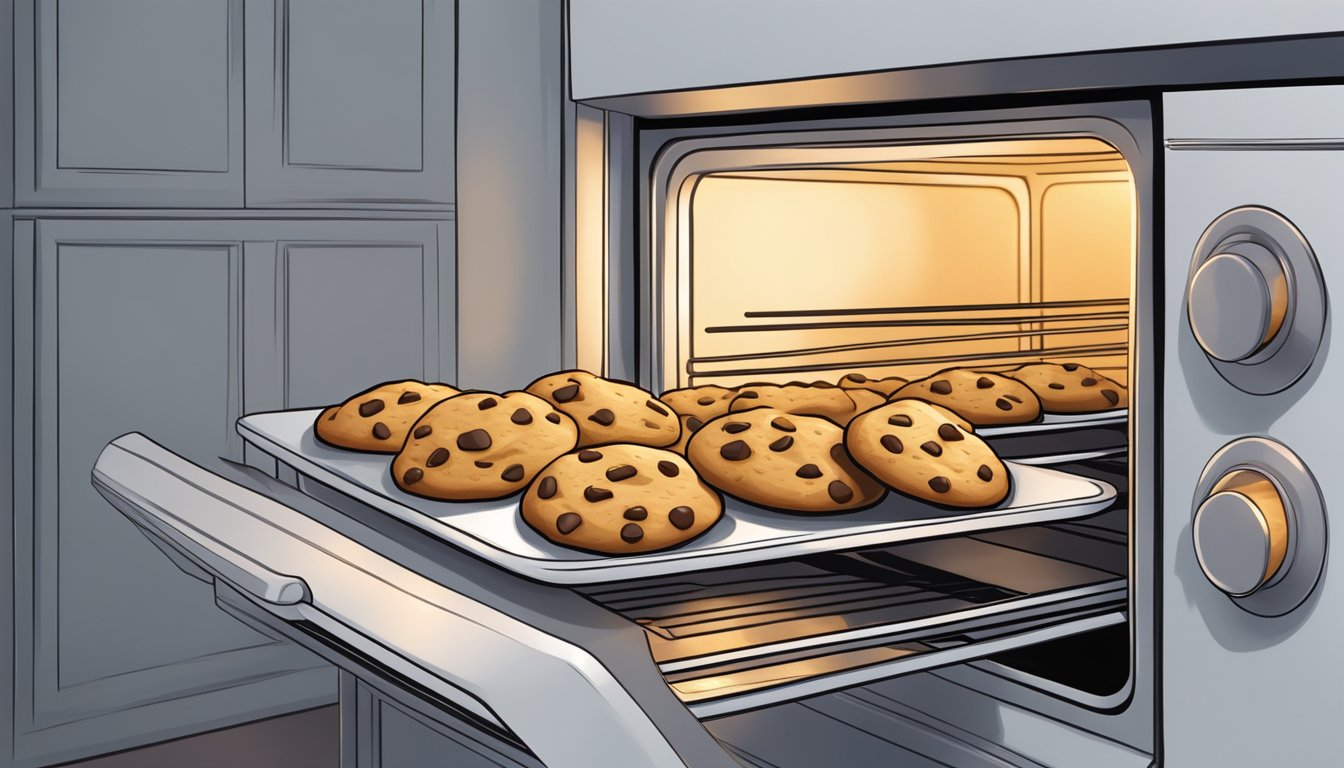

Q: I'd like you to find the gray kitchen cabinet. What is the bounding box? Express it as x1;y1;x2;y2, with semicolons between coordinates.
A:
243;0;456;208
14;0;246;207
8;216;454;767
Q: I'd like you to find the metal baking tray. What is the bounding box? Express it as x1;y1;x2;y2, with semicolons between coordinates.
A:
238;409;1117;585
978;409;1128;465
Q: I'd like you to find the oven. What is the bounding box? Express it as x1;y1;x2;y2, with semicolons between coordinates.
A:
87;30;1343;768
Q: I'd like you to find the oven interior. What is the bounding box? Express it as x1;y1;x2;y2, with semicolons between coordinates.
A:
582;128;1143;761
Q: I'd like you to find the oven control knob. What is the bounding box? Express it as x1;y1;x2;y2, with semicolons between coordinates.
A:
1193;469;1290;597
1188;248;1288;363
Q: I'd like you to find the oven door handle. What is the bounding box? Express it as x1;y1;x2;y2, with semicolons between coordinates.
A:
92;437;312;607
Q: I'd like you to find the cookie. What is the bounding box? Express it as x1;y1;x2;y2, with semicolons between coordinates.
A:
687;407;887;513
1005;362;1128;413
659;384;738;422
729;383;882;427
838;372;909;397
521;444;723;555
526;370;681;448
669;413;708;455
847;399;1009;508
892;369;1041;426
392;391;579;500
315;380;459;453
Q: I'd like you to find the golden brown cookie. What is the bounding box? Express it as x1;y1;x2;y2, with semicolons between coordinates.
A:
525;370;680;448
892;369;1041;426
392;391;579;501
521;444;723;555
668;413;709;455
659;384;738;422
1005;363;1128;413
838;372;909;397
315;380;459;453
687;407;887;513
729;383;881;427
847;400;1009;508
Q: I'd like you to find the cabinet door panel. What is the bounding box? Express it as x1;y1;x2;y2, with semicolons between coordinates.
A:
12;219;333;767
15;0;245;206
245;0;455;208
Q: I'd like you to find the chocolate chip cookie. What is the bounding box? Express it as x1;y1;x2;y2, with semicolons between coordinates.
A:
669;413;708;455
659;384;738;422
525;370;681;448
892;369;1041;426
838;372;909;397
847;399;1009;508
392;391;579;501
729;383;882;427
1005;362;1128;413
315;380;459;453
521;444;723;555
687;407;887;513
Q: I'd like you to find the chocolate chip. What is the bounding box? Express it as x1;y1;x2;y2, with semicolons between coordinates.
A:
668;506;695;530
723;422;750;433
646;399;669;416
426;447;449;467
921;441;943;457
738;390;760;399
511;408;533;425
501;464;524;482
584;486;613;502
1101;389;1120;406
888;414;913;427
606;465;637;482
457;429;492;451
995;398;1013;411
830;444;849;463
546;413;562;424
720;440;751;461
771;417;796;432
828;481;854;504
475;460;494;469
796;464;823;479
930;380;952;395
398;391;421;404
769;436;794;452
881;434;904;454
413;424;432;439
845;373;868;383
578;450;603;462
478;397;497;410
556;513;582;535
588;409;615;426
537;476;557;499
359;399;385;417
1063;363;1080;371
929;476;952;493
623;506;648;521
402;467;423;484
976;377;995;389
620;523;644;544
372;422;391;440
697;396;715;406
552;383;580;402
1049;383;1065;390
1081;377;1098;387
938;424;964;441
977;465;994;482
686;416;705;432
1005;395;1023;403
657;460;680;478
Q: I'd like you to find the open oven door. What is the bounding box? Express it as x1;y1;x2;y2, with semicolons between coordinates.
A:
90;433;740;768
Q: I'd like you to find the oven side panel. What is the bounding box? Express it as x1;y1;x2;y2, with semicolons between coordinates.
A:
1163;85;1344;766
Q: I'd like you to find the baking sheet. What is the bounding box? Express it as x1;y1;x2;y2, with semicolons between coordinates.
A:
238;409;1118;585
975;409;1128;437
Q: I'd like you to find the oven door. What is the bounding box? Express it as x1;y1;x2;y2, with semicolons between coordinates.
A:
90;434;733;768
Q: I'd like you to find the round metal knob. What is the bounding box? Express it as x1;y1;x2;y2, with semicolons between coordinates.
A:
1188;248;1288;362
1193;469;1291;597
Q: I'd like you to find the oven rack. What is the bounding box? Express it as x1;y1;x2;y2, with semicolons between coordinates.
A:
579;512;1128;718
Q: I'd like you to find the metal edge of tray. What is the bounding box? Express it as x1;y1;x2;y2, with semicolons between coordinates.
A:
238;415;1117;586
976;409;1128;437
